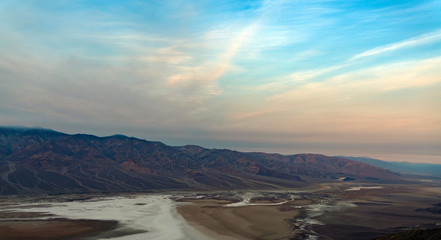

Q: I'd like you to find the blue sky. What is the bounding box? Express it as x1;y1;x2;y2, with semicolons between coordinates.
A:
1;0;440;163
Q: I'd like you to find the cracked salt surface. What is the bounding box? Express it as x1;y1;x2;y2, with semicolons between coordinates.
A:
294;200;357;239
223;192;288;207
345;186;383;191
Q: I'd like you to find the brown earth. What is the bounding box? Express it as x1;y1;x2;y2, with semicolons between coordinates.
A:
177;199;301;240
0;218;117;240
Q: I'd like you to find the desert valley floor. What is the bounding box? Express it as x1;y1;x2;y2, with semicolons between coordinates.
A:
1;181;441;240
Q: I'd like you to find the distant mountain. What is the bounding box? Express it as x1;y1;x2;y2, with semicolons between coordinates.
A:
0;127;400;195
340;156;441;178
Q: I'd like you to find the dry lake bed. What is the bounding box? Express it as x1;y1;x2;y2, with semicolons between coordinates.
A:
1;181;441;240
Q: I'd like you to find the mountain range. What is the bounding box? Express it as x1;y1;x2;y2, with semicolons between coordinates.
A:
341;156;441;178
0;127;400;195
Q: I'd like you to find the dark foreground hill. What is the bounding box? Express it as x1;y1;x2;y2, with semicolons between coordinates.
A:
373;228;441;240
0;127;399;195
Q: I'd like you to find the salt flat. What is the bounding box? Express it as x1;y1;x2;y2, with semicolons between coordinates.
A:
3;194;212;240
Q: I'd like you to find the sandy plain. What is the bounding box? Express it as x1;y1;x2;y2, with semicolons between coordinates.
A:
177;199;302;240
176;183;441;240
0;217;117;240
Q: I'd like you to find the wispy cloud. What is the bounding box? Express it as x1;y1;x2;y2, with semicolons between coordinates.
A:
351;29;441;61
165;1;288;89
229;56;441;139
140;46;191;64
269;56;441;105
167;22;258;88
244;65;344;94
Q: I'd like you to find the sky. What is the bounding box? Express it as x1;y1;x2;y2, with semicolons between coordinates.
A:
1;0;440;163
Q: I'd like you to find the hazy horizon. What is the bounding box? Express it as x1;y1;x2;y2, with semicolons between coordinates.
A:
3;125;439;164
1;1;440;164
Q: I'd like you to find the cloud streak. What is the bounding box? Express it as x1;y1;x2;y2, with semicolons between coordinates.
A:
351;29;441;61
167;22;259;88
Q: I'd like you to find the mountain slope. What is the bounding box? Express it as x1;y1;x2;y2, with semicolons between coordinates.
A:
341;156;441;178
0;127;400;195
